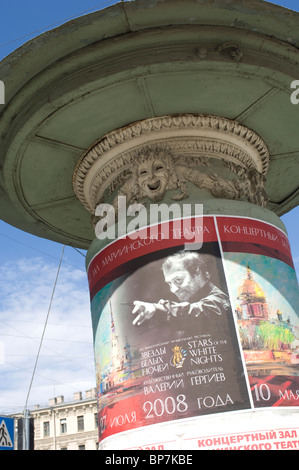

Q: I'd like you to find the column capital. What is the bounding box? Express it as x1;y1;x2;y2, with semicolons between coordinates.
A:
73;114;269;215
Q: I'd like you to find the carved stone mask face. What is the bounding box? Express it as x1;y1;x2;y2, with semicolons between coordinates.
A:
137;157;169;201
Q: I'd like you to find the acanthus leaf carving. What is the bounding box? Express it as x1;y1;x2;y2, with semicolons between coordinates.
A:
73;114;270;218
90;143;269;228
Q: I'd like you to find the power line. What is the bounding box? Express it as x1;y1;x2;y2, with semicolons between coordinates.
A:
0;333;92;344
4;354;93;360
1;319;91;328
72;247;86;258
0;231;86;272
0;0;119;50
1;361;95;399
0;318;92;342
0;319;94;372
23;245;65;413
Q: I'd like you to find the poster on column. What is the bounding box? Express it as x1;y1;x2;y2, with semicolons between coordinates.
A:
218;216;299;409
89;216;242;443
88;215;299;444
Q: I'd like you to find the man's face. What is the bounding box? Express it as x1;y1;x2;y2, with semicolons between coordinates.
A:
163;260;207;302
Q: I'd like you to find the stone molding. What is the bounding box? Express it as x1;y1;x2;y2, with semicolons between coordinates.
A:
73;114;269;215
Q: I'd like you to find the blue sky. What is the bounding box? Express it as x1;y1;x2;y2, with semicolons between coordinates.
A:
0;0;298;415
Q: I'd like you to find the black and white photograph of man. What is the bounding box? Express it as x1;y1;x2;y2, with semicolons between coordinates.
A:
92;240;252;422
132;250;231;327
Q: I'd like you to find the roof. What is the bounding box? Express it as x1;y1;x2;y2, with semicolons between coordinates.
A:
0;0;298;248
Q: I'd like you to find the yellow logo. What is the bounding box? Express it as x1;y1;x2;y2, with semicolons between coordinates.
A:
171;345;187;368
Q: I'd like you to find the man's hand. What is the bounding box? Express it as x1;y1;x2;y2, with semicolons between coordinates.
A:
132;301;157;326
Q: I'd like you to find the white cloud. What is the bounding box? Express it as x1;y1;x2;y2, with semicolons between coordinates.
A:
0;256;96;415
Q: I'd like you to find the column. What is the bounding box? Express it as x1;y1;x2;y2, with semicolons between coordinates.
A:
73;114;299;450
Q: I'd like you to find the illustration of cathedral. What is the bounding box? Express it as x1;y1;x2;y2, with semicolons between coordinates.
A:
235;265;270;322
99;301;141;397
235;265;296;362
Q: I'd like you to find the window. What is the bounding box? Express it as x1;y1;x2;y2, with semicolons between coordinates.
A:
43;421;50;437
78;445;85;450
60;418;67;434
77;415;84;431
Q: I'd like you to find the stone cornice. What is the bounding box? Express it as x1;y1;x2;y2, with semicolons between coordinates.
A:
73;114;269;214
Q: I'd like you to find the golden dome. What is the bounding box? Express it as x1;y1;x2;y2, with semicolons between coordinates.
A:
238;265;266;301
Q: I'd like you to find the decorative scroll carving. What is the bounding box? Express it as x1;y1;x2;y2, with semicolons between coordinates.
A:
216;42;243;62
197;47;208;60
73;114;269;216
96;144;268;221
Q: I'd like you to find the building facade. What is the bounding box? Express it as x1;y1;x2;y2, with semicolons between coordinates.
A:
15;389;98;450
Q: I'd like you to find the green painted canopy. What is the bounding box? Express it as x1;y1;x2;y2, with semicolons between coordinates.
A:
0;0;299;249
